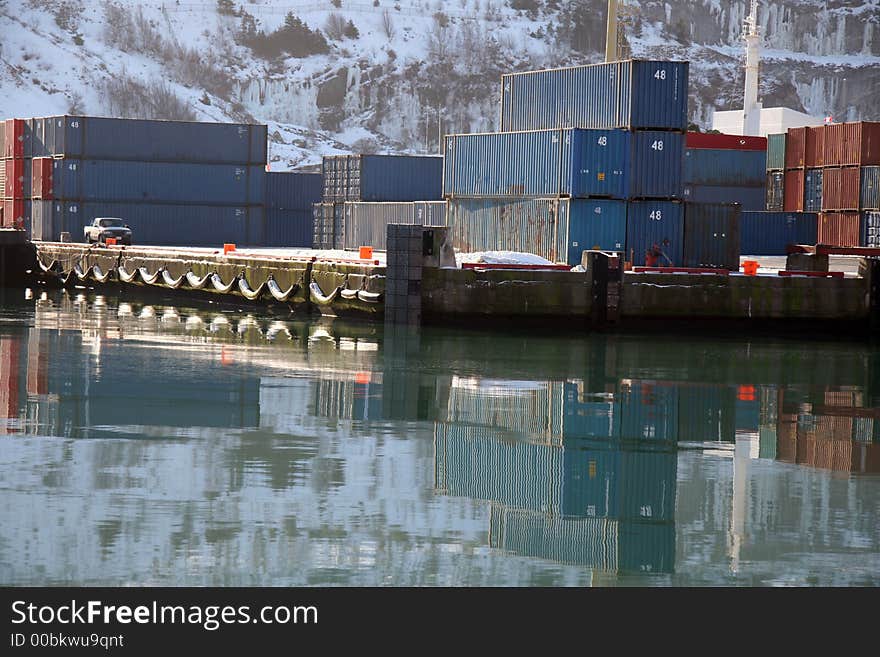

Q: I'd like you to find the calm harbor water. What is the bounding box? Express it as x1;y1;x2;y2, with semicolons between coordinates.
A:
0;288;878;586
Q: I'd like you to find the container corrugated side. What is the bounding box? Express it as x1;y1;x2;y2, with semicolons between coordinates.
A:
786;127;806;169
266;172;322;210
625;200;684;267
567;128;629;199
500;59;688;131
566;199;627;265
358;154;443;202
3;159;31;198
3;119;25;158
804;168;823;212
861;166;880;210
824;122;880;167
313;203;336;249
685;133;766;151
47;159;265;205
682;184;765;211
264;209;313;247
41;115;267;164
821;167;860;211
434;422;564;513
682;202;741;270
343;201;445;250
683;148;766;187
629;131;684;199
805;126;826;167
783;169;805;211
766;133;786;171
864;211;880;248
818;211;861;247
766;171;784;211
740;211;819;255
445;197;569;263
38;201;261;246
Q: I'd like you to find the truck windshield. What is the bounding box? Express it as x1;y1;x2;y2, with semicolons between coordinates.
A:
98;219;124;228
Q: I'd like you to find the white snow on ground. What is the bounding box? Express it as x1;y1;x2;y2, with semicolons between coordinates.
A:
454;251;556;267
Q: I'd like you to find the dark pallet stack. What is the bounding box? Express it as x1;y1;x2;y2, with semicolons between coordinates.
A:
771;121;880;247
3;115;270;246
314;154;443;250
442;59;737;268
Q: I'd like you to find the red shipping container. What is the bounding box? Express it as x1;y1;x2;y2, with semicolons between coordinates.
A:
31;157;53;199
786;126;807;169
3;159;25;198
821;166;861;211
783;169;805;211
3;118;24;159
685;132;767;151
824;121;880;166
805;126;826;167
818;211;861;247
1;199;25;228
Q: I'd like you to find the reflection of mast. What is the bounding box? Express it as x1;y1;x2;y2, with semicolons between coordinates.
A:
742;0;762;136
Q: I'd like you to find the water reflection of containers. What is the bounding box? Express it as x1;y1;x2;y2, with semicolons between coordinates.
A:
776;413;799;463
434;422;564;514
488;503;675;574
677;384;736;443
0;336;22;426
620;381;679;442
562;382;620;440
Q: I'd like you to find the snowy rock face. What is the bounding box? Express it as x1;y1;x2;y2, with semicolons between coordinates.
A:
0;0;877;169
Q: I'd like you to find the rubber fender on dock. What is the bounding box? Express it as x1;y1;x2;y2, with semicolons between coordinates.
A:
309;281;340;306
266;278;300;302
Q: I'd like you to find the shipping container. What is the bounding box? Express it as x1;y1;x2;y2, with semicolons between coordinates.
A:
766;171;784;211
1;199;30;231
685;132;766;151
683;148;766;187
46;159;265;206
31;200;262;246
500;59;689;132
804;168;823;212
625;200;684;266
313;203;336;249
567;199;627;264
861;166;880;210
783;169;805;211
682;184;765;211
864;211;880;248
766;133;786;171
821;166;860;211
682;202;741;270
3;118;25;158
434;422;564;513
321;154;442;202
805;126;825;167
343;201;446;250
31;157;53;200
824;121;880;167
740;211;819;255
445;197;569;263
786;126;806;169
265;171;322;211
445;128;682;199
36;115;267;164
3;158;31;199
818;211;862;247
263;209;313;248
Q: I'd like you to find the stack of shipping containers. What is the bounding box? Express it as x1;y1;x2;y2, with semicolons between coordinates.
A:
769;121;880;248
2;119;31;232
444;59;693;267
313;154;443;250
682;133;766;210
2;115;271;246
263;172;322;247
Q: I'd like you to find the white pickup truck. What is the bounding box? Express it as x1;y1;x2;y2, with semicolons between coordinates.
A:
84;217;133;245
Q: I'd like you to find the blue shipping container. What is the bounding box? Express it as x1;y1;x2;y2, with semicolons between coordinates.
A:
863;211;880;248
266;172;322;211
567;199;627;265
682;202;741;270
683;148;766;187
35;115;267;164
33;200;262;246
862;166;880;210
500;59;689;132
625;201;684;267
740;211;819;255
682;184;765;211
321;154;442;202
263;209;313;248
444;129;683;200
804;168;823;212
49;159;266;205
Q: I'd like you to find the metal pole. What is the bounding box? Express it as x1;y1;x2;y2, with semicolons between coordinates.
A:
437;103;442;155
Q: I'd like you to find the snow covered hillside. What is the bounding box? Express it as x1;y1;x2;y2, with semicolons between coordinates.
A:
0;0;878;170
